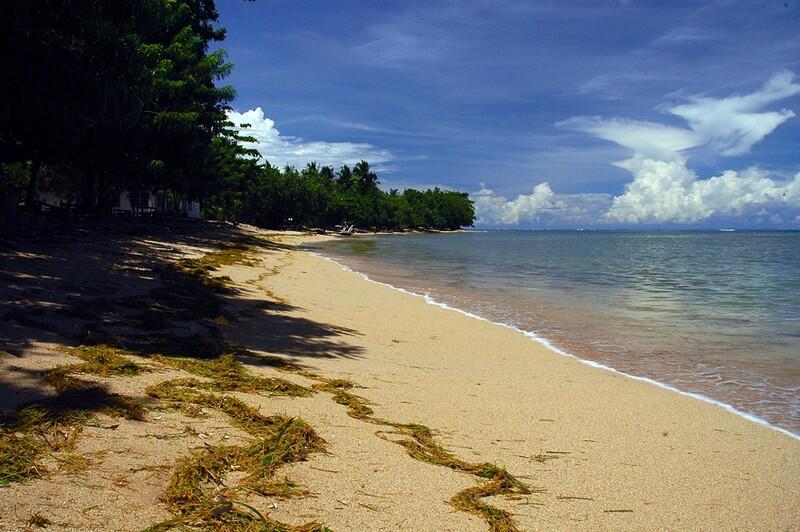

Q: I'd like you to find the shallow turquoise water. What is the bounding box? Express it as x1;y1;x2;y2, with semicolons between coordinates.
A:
311;231;800;435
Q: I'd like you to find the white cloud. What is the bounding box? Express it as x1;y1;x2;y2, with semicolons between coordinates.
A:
667;71;800;155
472;183;612;226
227;107;393;169
562;71;800;161
558;116;700;161
560;71;800;224
652;26;716;46
353;32;443;66
607;158;800;223
574;73;664;101
473;183;558;225
349;18;459;69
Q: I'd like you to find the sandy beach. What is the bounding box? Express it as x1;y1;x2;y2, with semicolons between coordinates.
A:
6;2;800;530
256;232;800;530
1;222;798;531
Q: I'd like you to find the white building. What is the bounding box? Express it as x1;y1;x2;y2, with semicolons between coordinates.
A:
36;190;201;218
117;191;200;218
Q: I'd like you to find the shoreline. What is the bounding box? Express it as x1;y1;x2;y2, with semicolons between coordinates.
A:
307;246;800;442
2;223;798;530
267;231;799;529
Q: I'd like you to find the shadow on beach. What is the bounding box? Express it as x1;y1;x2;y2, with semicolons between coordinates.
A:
0;214;363;412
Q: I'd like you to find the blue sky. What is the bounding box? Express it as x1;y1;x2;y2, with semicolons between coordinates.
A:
215;1;800;227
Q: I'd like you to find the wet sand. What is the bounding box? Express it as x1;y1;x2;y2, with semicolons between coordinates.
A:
255;233;800;530
1;225;797;530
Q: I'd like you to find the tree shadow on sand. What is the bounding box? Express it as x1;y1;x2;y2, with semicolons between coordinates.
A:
0;214;363;411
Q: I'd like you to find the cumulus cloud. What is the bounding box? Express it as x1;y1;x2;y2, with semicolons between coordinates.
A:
608;158;800;223
560;71;800;225
472;183;612;226
227;107;393;169
473;183;558;225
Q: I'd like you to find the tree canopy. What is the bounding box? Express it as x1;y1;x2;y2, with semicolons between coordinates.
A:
1;0;235;210
0;0;474;230
203;161;474;231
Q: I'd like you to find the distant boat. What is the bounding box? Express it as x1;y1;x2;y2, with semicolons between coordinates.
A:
719;228;736;232
339;224;355;235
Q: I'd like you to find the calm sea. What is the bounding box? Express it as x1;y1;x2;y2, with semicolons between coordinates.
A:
309;231;800;436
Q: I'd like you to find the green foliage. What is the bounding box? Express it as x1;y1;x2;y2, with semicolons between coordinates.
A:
0;0;233;210
0;1;475;227
0;163;28;197
203;160;476;231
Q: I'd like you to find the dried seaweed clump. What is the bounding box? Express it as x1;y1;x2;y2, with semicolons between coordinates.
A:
175;242;259;289
451;472;536;532
152;351;312;397
145;376;327;531
0;373;146;486
56;344;149;377
279;366;537;532
0;430;45;486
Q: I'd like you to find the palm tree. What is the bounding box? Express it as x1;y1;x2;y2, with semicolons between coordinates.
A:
320;165;334;181
336;164;353;189
353;160;378;192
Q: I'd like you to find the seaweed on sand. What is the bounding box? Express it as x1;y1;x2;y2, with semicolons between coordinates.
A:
0;431;45;486
147;238;540;530
174;242;260;290
152;351;312;398
275;363;538;532
145;376;328;531
0;374;146;486
142;340;327;530
0;342;150;486
55;344;149;377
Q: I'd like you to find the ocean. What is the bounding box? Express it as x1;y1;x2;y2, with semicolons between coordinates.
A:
308;230;800;436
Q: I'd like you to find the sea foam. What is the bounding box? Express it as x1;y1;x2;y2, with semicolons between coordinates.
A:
308;249;800;442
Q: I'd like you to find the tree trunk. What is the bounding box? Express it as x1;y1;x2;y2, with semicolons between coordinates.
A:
80;171;96;212
97;172;109;213
24;156;40;210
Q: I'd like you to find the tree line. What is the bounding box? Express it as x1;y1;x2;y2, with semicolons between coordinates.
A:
204;160;474;231
0;0;474;230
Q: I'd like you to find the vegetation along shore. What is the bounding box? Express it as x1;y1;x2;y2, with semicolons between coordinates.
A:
1;2;474;232
1;1;798;531
1;218;798;530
